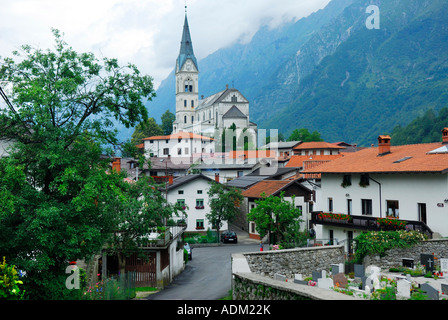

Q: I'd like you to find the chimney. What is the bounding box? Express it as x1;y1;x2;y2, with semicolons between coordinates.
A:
168;175;173;185
442;128;448;144
215;173;220;183
378;135;391;156
112;157;121;172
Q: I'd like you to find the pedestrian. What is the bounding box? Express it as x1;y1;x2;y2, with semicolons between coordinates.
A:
260;241;263;251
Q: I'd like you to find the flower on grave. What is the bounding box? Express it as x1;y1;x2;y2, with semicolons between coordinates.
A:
308;280;316;286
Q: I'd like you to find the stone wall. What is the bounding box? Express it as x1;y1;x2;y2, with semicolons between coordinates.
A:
363;239;448;269
232;272;356;300
243;245;345;278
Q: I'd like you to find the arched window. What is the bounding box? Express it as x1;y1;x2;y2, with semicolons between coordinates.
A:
184;115;187;124
185;79;193;93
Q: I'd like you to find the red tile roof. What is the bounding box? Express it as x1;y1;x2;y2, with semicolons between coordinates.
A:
303;142;448;174
285;154;344;168
228;150;277;159
293;142;344;150
242;180;293;198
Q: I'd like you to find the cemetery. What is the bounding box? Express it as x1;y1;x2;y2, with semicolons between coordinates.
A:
232;239;448;300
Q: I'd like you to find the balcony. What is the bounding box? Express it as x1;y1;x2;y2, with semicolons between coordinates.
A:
311;211;433;239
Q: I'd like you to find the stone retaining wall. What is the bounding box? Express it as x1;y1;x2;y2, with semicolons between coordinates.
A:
243;245;345;278
363;239;448;269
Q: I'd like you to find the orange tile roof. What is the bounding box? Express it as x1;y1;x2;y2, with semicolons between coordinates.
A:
242;180;293;198
142;131;214;141
285;154;344;168
303;142;448;174
293;141;345;150
228;150;277;159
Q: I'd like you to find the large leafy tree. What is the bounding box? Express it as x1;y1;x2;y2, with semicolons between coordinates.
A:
247;192;303;246
206;181;243;241
130;117;163;145
161;109;176;135
0;29;157;299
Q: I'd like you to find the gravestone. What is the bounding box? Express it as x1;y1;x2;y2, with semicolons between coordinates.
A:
440;259;448;273
396;279;411;299
354;264;365;278
333;273;348;289
420;254;435;272
441;283;448;295
361;276;373;292
331;263;344;275
312;270;322;282
274;273;286;282
317;277;333;290
294;274;308;285
420;283;439;300
402;258;414;268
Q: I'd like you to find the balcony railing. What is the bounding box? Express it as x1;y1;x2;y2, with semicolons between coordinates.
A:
311;211;433;239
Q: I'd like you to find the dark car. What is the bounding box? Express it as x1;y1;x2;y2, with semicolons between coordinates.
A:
221;231;238;243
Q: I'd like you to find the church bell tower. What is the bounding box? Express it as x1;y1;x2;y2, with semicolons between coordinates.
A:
173;9;199;133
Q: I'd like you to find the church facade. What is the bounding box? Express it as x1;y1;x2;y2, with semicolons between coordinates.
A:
172;13;257;151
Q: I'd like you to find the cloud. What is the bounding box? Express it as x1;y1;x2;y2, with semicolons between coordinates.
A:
0;0;330;89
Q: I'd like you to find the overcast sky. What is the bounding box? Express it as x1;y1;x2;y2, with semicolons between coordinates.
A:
0;0;330;89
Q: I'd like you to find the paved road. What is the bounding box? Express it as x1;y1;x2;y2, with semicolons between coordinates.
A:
147;230;260;300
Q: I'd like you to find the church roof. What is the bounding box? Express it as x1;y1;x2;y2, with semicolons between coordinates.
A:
197;87;248;111
222;105;247;119
177;14;198;71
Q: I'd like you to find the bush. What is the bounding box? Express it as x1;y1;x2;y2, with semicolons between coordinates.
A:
354;230;427;264
0;257;25;300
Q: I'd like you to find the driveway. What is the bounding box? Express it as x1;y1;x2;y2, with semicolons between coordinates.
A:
147;227;260;300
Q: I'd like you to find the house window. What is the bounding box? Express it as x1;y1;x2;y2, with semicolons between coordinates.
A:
231;95;237;102
185;147;189;155
328;198;333;212
237;171;243;177
197;190;203;194
184;100;187;107
196;219;204;229
191;100;194;108
296;205;302;215
184;115;187;123
347;199;352;215
342;175;352;187
195;199;204;209
177;199;186;209
361;199;373;216
163;148;169;155
386;200;399;218
191;116;194;123
149;140;153;144
178;190;184;195
177;148;182;155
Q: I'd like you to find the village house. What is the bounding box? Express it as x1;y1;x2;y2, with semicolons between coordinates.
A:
142;131;215;158
165;173;225;234
293;141;344;156
303;131;448;254
241;178;313;241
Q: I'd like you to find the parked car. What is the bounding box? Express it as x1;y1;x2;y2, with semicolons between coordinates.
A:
184;243;192;260
221;231;238;243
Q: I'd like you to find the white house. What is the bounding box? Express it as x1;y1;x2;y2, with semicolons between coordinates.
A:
242;178;313;241
304;132;448;252
293;141;344;156
142;131;215;158
165;174;228;233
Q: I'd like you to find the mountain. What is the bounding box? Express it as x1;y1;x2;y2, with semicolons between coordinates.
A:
146;0;448;147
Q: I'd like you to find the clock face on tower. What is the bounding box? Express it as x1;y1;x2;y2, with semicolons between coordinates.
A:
185;60;192;71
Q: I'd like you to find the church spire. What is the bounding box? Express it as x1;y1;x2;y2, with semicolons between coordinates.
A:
176;10;198;72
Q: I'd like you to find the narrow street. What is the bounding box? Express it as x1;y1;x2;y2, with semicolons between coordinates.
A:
147;228;260;300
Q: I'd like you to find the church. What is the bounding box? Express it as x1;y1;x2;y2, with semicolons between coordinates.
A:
172;11;258;151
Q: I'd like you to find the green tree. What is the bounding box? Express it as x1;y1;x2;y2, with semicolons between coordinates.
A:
0;29;156;299
206;181;243;241
247;192;303;246
104;176;185;275
130;117;163;145
161;109;176;135
288;128;323;142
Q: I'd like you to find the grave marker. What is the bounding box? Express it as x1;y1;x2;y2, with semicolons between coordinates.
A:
354;264;365;278
333;273;348;289
420;283;439;300
441;283;448;295
402;258;414;268
317;277;333;290
420;254;435;272
396;279;411;299
440;259;448;273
